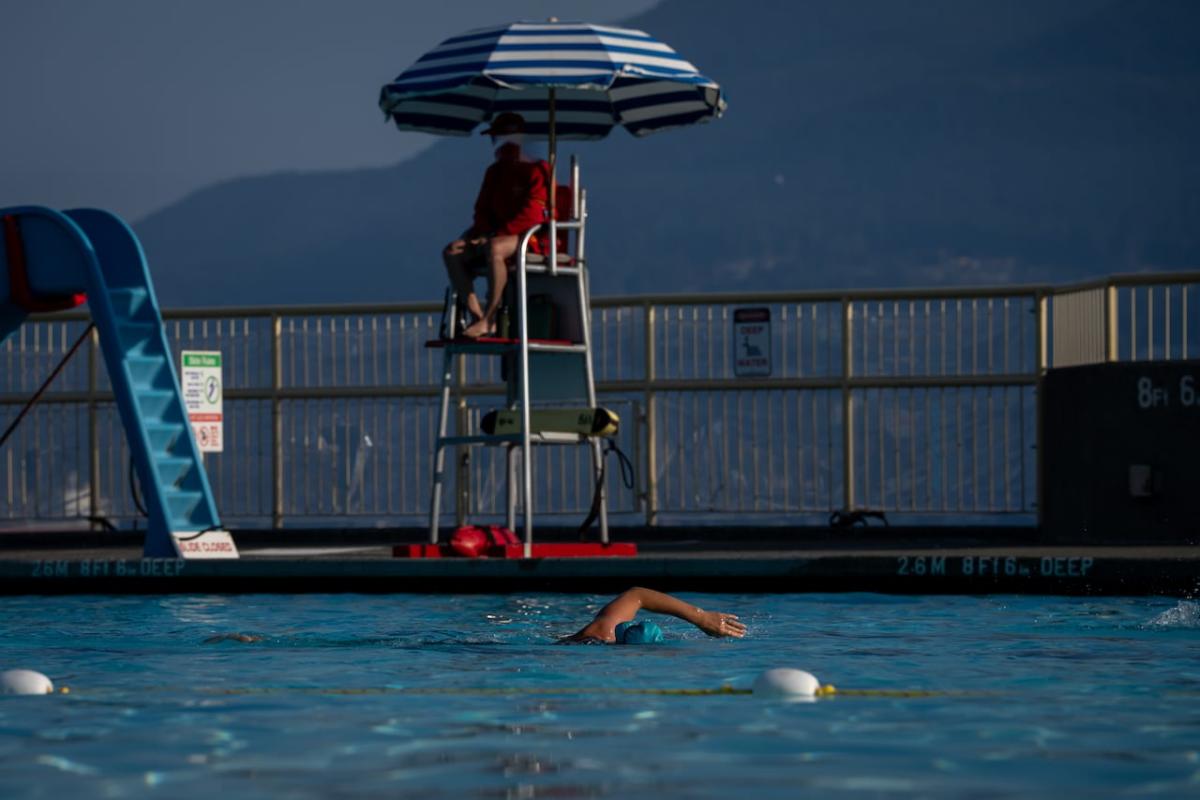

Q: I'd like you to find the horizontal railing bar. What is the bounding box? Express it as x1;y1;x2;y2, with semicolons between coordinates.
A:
0;373;1037;408
591;271;1196;307
25;301;442;323
597;375;1038;392
593;287;1045;308
0;387;459;404
19;269;1198;324
1053;270;1200;293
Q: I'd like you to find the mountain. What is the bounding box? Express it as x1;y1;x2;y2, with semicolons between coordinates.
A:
134;0;1200;307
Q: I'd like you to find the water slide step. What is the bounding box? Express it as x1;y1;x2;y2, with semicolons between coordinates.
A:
145;422;183;452
126;354;167;387
117;321;158;353
154;456;194;487
164;490;204;521
106;286;150;319
136;389;176;420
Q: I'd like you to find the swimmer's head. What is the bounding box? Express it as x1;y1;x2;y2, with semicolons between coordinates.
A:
614;620;664;645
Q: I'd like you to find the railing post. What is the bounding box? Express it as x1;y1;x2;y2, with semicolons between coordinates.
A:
1034;291;1048;531
644;301;658;526
88;325;100;528
455;356;469;527
1037;292;1049;374
271;314;284;528
1105;282;1119;362
841;298;855;511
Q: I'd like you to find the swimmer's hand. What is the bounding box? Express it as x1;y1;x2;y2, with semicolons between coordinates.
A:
203;633;263;644
695;610;746;639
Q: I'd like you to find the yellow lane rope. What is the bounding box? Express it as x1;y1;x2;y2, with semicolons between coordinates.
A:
203;686;752;697
184;685;972;699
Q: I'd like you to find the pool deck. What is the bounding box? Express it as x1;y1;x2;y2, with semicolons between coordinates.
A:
0;527;1196;596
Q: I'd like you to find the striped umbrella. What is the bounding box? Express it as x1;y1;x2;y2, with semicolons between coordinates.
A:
378;19;725;214
379;20;724;138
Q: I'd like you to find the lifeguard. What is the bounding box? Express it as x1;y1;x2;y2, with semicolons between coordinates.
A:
441;112;549;339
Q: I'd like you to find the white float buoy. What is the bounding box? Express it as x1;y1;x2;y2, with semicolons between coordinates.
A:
753;668;824;698
1;669;54;695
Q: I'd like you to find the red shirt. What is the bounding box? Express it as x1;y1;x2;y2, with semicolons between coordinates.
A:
472;158;549;239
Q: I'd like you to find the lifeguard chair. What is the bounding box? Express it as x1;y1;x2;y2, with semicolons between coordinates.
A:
421;158;629;558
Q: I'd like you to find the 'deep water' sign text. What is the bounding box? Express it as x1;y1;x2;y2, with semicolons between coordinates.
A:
733;308;771;378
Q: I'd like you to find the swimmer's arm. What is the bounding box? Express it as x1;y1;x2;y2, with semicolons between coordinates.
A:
626;587;746;638
585;587;745;639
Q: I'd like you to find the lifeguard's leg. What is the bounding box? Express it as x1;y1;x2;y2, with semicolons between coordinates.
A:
442;240;484;320
465;235;518;338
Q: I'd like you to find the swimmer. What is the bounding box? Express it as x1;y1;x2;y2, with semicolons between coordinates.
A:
561;587;746;643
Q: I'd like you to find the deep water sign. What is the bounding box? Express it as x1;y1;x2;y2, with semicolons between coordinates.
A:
181;351;223;453
733;308;771;377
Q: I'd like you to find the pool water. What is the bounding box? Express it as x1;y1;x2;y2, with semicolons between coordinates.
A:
1;593;1198;798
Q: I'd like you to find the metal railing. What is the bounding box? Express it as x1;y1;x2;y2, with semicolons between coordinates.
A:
3;271;1198;530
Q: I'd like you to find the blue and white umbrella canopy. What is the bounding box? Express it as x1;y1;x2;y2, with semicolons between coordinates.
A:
378;20;725;139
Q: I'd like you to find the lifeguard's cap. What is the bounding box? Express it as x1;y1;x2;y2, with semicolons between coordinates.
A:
481;112;526;136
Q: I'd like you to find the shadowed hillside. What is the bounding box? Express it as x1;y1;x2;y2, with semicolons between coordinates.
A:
135;0;1200;306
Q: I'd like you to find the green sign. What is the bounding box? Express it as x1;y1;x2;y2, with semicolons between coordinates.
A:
181;350;223;452
183;353;222;368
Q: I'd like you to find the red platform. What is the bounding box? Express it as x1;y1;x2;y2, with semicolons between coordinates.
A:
393;542;638;559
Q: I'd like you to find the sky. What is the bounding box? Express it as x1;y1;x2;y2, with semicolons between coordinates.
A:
0;0;659;222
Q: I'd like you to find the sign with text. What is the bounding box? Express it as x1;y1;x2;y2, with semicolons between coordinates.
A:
181;351;223;452
733;307;771;377
172;529;239;559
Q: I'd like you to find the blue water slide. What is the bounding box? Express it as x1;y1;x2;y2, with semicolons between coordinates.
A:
0;206;221;556
1;208;88;343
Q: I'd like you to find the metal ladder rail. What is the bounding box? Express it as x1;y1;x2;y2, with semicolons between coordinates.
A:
512;215;608;555
427;222;546;545
513;193;606;546
514;158;606;546
428;326;457;542
573;189;607;541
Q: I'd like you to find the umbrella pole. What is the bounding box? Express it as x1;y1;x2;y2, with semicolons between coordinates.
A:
548;88;557;275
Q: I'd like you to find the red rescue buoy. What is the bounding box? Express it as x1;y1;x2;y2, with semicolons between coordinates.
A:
450;526;490;558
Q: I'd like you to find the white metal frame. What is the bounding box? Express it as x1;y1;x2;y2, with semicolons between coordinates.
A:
427;156;607;555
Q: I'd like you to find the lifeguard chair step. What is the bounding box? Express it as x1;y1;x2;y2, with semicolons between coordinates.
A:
425;336;582;355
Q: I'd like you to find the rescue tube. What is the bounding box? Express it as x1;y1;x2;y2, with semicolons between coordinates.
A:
450;525;520;557
480;407;619;437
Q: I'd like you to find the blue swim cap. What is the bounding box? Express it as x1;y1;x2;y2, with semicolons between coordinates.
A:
615;620;664;645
